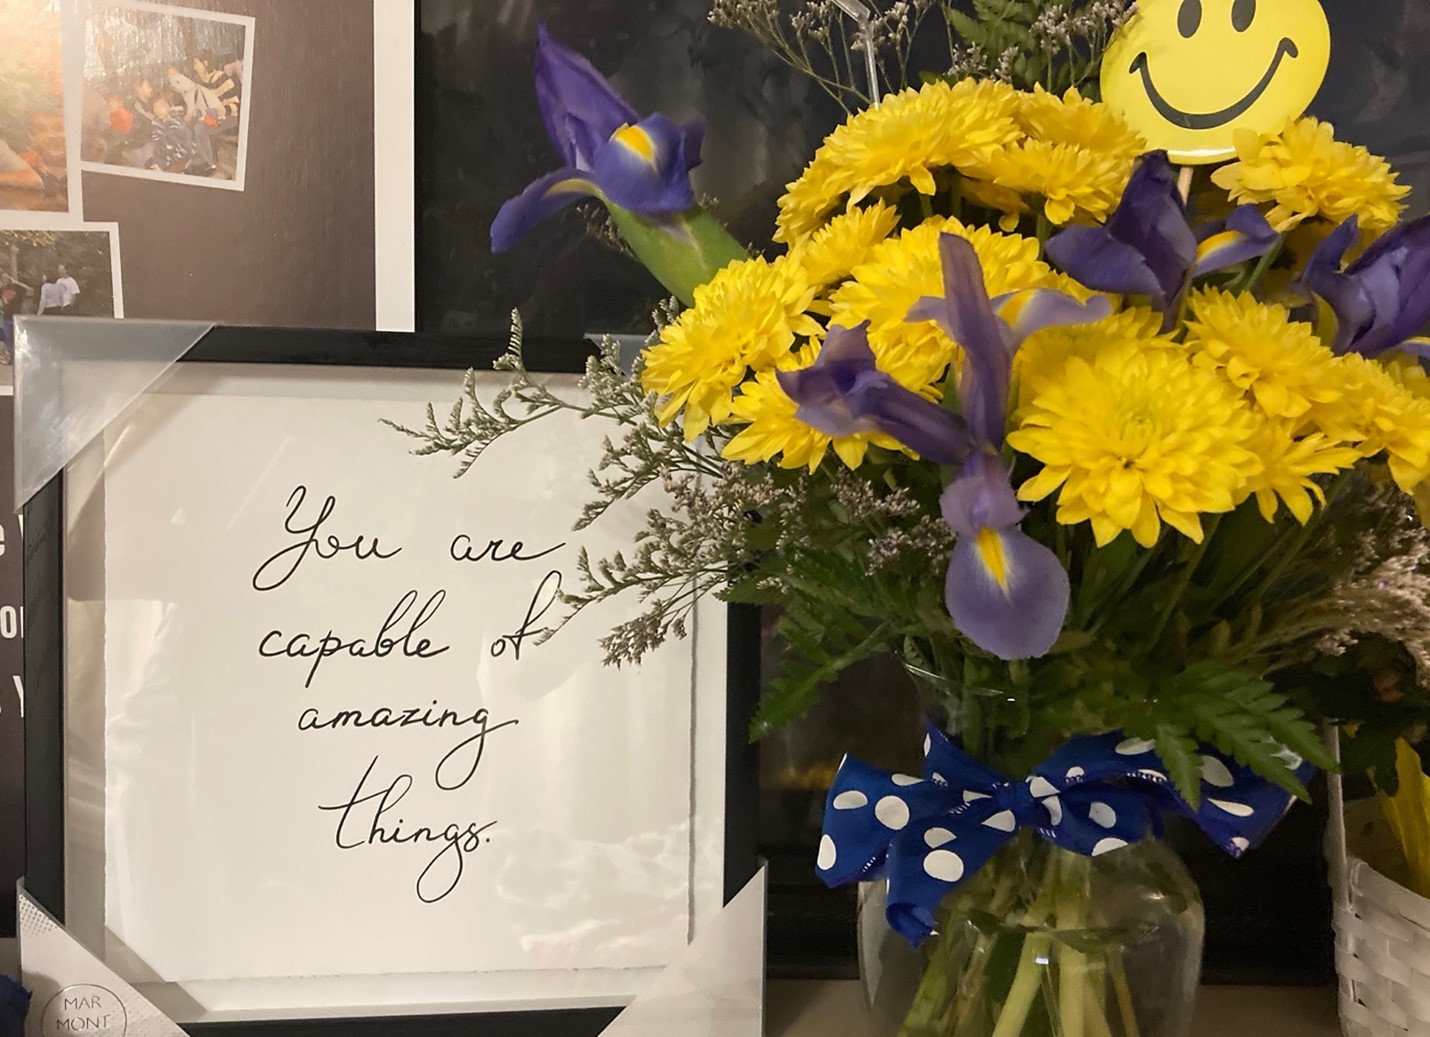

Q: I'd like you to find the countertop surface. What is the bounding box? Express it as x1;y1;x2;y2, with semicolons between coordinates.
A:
769;981;1341;1036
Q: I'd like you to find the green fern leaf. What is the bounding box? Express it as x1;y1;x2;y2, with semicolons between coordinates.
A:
750;604;893;739
1154;725;1204;809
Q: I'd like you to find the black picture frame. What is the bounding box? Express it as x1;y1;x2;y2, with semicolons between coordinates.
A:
23;326;761;1037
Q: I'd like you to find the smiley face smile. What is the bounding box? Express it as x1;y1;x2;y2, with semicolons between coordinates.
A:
1130;36;1300;131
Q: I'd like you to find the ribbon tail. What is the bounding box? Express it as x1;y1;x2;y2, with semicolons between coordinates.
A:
885;816;1017;946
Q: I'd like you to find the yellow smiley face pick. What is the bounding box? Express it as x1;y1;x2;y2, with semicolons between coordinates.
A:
1101;0;1331;165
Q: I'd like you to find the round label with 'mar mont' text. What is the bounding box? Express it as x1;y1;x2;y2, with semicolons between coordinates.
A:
41;985;128;1037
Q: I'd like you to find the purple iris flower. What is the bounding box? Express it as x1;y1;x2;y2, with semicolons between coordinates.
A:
777;324;973;467
491;25;705;252
1302;214;1430;358
0;975;28;1037
910;234;1110;659
941;451;1072;660
1046;152;1278;329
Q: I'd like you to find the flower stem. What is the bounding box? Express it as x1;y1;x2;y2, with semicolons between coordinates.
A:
1056;854;1089;1037
1144;516;1220;652
944;868;1019;1033
1234;234;1286;296
1083;961;1114;1037
949;172;965;223
988;852;1060;1037
1109;949;1142;1037
991;931;1052;1037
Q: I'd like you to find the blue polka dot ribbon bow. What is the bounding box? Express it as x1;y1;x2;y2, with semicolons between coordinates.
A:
817;721;1314;946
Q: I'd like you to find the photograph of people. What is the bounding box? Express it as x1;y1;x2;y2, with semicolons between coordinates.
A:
0;0;74;214
82;1;254;189
0;227;123;362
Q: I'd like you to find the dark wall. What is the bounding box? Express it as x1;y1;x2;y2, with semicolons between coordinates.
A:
0;394;20;940
1315;0;1430;214
82;0;377;328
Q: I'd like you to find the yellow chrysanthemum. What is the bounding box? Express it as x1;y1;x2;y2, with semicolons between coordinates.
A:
1014;85;1147;159
966;87;1145;227
1338;354;1430;493
787;201;900;288
960;177;1028;231
1013;307;1168;410
1183;289;1344;424
642;255;821;438
1009;345;1263;547
828;216;1060;390
774;79;1023;242
975;141;1135;226
1245;424;1361;524
722;345;902;472
1385;353;1430;402
1211;117;1410;233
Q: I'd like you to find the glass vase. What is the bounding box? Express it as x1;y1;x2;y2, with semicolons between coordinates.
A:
859;832;1205;1036
859;665;1207;1036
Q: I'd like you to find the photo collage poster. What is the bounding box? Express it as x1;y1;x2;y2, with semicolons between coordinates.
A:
0;0;416;956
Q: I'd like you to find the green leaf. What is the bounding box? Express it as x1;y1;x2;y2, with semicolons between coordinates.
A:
1341;718;1405;794
945;9;982;42
750;600;893;740
1151;663;1335;801
1154;726;1204;808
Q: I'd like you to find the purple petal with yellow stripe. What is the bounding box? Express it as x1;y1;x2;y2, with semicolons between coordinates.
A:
995;289;1113;347
778;324;973;465
589;113;701;214
1191;206;1279;278
946;530;1070;660
494;26;705;251
534;23;637;169
940;453;1071;660
491;168;602;253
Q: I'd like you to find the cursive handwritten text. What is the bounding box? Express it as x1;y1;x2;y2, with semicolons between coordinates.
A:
252;486;401;592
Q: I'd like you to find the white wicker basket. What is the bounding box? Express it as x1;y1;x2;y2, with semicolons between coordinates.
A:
1328;730;1430;1036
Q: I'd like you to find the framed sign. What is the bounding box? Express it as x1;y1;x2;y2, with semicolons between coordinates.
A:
22;326;759;1032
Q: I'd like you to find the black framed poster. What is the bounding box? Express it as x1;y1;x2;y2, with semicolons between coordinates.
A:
22;325;759;1033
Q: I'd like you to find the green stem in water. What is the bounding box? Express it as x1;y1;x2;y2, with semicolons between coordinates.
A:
1109;950;1143;1037
991;931;1053;1037
1083;961;1114;1037
988;852;1061;1037
943;868;1020;1035
920;194;935;220
1056;854;1089;1037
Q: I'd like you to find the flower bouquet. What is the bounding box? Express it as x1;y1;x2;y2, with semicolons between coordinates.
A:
399;6;1430;1036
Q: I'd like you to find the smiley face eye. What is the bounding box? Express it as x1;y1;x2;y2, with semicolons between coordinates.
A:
1231;0;1257;31
1177;0;1203;38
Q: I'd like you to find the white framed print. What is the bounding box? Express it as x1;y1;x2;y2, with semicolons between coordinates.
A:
22;324;761;1034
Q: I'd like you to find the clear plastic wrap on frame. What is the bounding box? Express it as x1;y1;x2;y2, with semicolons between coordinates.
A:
13;316;213;508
